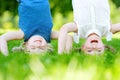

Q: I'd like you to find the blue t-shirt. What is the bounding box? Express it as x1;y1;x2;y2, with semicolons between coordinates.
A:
18;0;53;43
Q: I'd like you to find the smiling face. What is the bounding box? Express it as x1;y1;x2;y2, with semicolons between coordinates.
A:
81;34;105;55
25;35;48;54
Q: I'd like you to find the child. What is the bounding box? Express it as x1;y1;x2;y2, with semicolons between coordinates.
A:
0;0;58;56
0;30;58;56
58;0;120;55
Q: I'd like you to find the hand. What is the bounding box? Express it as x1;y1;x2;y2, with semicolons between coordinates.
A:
0;36;8;56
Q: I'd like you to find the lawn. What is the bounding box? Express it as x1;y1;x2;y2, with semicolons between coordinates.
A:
0;0;120;80
0;33;120;80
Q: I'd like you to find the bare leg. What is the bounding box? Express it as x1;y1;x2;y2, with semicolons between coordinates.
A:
65;35;73;53
58;22;77;54
0;30;24;55
0;36;8;56
111;23;120;34
58;25;68;54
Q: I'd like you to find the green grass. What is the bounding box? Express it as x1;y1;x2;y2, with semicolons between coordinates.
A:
0;37;120;80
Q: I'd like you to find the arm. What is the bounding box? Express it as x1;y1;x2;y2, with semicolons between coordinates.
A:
111;23;120;34
0;30;24;56
1;30;24;41
51;31;59;40
58;22;78;54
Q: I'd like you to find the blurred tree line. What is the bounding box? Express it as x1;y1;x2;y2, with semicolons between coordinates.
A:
0;0;72;16
0;0;120;31
0;0;120;16
113;0;120;7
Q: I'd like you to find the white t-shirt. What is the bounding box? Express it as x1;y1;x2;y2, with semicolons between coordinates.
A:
72;0;112;43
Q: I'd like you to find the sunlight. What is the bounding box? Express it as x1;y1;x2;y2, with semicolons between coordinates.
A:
63;58;78;80
3;22;13;29
0;29;18;34
28;55;46;80
75;65;97;80
64;65;97;80
105;69;112;80
0;73;3;80
112;32;120;38
0;0;120;80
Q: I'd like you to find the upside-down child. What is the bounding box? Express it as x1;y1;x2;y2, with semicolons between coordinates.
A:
58;0;120;55
0;0;58;56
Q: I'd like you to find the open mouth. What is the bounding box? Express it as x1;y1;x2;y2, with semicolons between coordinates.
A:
91;39;98;43
34;40;41;42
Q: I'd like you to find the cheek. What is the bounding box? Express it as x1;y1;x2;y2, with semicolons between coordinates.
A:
84;43;92;49
81;45;88;52
25;46;31;52
30;41;35;44
97;43;104;48
25;43;33;50
27;41;34;46
84;40;92;46
41;41;47;46
42;39;47;44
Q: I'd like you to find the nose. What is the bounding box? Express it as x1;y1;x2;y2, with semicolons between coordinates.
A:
35;43;41;48
92;44;96;49
92;43;97;49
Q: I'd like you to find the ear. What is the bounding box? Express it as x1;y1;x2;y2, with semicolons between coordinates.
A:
81;45;84;50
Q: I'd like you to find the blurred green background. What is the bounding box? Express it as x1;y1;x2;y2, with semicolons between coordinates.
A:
0;0;120;80
0;0;120;33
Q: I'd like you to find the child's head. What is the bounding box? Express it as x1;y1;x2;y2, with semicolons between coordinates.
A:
81;33;105;55
12;35;53;54
25;35;48;53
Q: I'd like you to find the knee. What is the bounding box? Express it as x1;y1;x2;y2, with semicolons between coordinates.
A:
60;24;69;32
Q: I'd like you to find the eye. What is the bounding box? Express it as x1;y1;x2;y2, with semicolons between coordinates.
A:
86;49;94;54
87;50;92;52
98;50;101;52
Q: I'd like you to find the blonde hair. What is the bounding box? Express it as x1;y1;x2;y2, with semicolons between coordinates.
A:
74;45;116;54
12;42;53;54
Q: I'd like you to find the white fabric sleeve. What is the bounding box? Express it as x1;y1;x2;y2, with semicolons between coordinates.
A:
73;33;80;43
